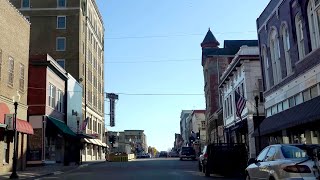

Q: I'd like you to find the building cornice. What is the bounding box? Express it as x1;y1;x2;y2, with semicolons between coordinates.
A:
5;0;30;24
218;46;259;88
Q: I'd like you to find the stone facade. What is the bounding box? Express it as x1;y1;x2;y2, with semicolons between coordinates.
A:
0;0;30;173
219;46;263;158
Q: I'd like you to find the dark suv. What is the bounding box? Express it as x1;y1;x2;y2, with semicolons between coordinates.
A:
179;147;196;160
159;151;168;158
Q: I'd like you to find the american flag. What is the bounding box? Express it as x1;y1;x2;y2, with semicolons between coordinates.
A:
235;90;246;119
81;117;89;131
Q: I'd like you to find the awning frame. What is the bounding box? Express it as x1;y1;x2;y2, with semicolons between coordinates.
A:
253;96;320;136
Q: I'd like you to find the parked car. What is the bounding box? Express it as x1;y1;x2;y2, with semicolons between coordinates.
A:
159;151;168;158
198;145;208;172
179;146;196;161
169;151;179;157
136;153;151;158
246;144;320;180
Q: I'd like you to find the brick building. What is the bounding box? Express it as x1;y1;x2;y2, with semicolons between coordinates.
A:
9;0;106;159
200;29;258;144
27;54;77;164
0;0;33;173
256;0;320;145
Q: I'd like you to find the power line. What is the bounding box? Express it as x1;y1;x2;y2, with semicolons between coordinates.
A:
28;87;204;96
105;59;199;64
116;93;204;96
105;31;257;39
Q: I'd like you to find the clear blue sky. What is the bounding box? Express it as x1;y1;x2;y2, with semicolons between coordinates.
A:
97;0;270;151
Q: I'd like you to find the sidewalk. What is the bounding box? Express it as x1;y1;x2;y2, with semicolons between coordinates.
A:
0;160;106;180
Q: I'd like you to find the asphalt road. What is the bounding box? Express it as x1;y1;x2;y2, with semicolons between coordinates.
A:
37;158;241;180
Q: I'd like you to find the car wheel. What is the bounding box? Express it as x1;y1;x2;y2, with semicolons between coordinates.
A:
204;165;210;177
180;158;183;161
198;162;202;172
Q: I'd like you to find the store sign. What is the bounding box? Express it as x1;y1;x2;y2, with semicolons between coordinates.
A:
5;114;14;130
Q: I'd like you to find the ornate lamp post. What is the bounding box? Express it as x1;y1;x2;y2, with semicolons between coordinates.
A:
10;91;20;179
117;132;120;153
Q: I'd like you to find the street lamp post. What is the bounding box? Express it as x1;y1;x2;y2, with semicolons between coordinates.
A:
198;128;201;155
10;91;20;179
254;95;262;153
76;117;82;165
117;132;120;153
72;110;81;165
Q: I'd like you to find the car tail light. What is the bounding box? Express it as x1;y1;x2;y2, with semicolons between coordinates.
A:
283;165;311;173
204;153;208;158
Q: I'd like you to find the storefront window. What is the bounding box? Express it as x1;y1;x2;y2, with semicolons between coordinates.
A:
283;100;289;110
266;108;272;117
294;94;303;105
3;136;10;164
272;105;278;115
310;85;318;99
289;96;295;107
277;102;283;113
303;89;311;102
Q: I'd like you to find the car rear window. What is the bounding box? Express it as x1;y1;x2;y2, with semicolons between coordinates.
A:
281;145;307;158
182;147;194;152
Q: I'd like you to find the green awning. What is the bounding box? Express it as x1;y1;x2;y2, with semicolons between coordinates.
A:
47;116;76;137
77;133;94;139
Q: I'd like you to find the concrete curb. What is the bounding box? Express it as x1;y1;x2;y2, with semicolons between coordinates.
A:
26;161;106;180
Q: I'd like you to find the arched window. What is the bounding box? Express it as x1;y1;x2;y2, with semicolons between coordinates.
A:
281;24;292;75
269;29;282;84
307;0;320;50
262;46;271;89
295;14;306;60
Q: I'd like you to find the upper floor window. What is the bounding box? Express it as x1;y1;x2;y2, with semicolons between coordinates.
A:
229;94;233;115
19;64;25;92
295;15;306;60
201;121;206;129
258;79;264;102
307;0;320;50
262;46;271;89
57;0;66;8
8;57;14;87
93;94;97;108
281;25;292;75
57;90;64;112
270;28;282;84
56;59;65;69
56;37;66;51
22;0;30;8
49;84;56;108
57;16;66;29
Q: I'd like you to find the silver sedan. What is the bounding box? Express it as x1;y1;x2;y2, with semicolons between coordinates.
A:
245;144;320;180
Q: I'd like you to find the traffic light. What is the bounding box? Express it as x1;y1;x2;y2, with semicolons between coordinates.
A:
196;132;200;139
109;135;116;147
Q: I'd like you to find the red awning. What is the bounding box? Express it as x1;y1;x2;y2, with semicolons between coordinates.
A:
16;119;34;135
0;103;10;124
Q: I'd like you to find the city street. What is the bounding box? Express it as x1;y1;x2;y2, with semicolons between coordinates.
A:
36;158;240;180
